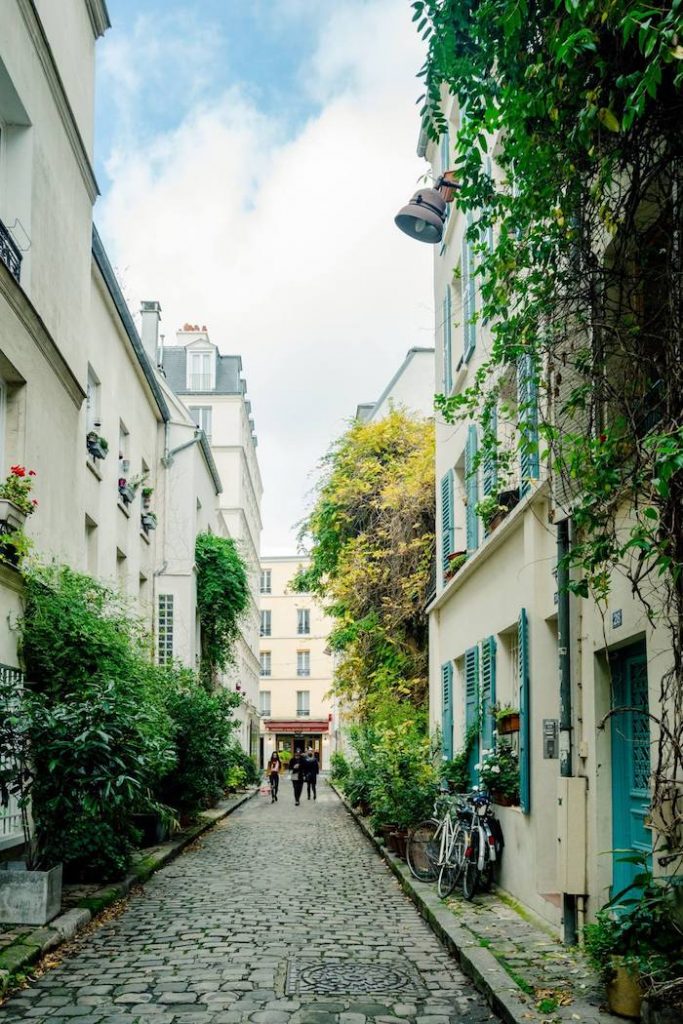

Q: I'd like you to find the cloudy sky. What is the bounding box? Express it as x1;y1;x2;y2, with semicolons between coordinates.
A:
95;0;433;554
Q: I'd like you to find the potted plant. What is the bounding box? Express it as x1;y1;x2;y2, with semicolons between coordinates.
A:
494;704;521;735
118;478;136;505
584;865;683;1020
475;494;508;533
86;432;108;460
498;486;520;513
141;486;154;509
141;510;157;532
445;550;467;580
476;744;519;806
0;465;38;532
0;673;62;925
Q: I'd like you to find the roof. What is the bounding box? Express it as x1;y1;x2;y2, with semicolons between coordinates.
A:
357;346;435;422
161;346;246;396
91;227;170;423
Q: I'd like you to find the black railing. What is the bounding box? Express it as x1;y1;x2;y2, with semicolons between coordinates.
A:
0;219;21;283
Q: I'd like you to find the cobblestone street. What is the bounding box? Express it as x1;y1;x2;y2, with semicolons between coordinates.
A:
0;781;498;1024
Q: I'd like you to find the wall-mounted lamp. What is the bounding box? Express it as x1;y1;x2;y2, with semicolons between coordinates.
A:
394;172;459;244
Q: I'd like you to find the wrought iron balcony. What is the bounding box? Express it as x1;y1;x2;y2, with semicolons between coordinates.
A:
0;219;21;283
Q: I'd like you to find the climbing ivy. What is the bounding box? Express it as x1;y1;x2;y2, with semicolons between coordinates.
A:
195;533;249;689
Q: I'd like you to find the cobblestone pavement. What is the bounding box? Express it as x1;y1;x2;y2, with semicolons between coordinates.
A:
0;780;499;1024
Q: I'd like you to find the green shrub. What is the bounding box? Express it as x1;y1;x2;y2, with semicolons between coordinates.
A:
224;741;260;789
195;534;249;687
329;751;350;785
160;678;241;812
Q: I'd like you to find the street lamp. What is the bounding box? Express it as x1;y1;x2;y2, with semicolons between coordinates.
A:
394;173;459;244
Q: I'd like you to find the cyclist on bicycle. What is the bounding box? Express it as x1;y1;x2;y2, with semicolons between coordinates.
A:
267;751;282;803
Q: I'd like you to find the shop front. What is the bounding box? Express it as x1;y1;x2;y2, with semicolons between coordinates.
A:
263;719;329;769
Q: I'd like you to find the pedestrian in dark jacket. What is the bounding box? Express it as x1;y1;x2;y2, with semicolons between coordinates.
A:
304;747;319;801
290;752;305;806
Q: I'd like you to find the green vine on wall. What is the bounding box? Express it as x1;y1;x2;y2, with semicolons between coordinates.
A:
195;533;249;689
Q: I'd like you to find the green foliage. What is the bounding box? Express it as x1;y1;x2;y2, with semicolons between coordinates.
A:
329;751;350;786
0;466;38;516
299;410;435;714
195;533;249;688
224;741;260;790
476;743;519;802
159;672;241;813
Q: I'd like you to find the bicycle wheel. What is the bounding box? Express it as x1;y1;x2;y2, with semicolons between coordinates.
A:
450;823;467;883
437;858;459;899
462;830;480;901
407;820;440;882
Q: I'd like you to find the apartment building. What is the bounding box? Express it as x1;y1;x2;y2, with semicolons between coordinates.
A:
161;327;262;756
355;346;435;424
258;556;335;768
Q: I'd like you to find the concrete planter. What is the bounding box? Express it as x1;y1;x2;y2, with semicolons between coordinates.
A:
606;961;642;1019
0;499;27;532
0;862;63;925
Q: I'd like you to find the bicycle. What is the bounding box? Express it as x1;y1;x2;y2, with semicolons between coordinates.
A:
406;791;470;897
461;791;500;900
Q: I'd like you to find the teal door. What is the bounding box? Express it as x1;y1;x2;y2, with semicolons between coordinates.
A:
610;640;652;897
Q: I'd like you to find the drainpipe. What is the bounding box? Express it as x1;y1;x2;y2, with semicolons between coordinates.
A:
557;517;578;945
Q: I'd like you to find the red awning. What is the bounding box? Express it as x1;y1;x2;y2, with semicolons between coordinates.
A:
265;720;329;733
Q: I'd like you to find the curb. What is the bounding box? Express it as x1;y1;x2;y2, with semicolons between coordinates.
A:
330;783;607;1024
0;787;257;992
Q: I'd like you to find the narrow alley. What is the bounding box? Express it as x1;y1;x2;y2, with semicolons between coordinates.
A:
0;783;498;1024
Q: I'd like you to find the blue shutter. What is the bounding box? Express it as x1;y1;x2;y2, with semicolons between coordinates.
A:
481;636;497;751
440;470;454;582
482;406;498;498
518;608;531;813
465;646;480;786
518;353;540;495
443;289;453;393
463;211;476;361
441;662;453;760
465;425;479;551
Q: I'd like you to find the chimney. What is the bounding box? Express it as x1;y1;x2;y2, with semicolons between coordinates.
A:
140;300;161;365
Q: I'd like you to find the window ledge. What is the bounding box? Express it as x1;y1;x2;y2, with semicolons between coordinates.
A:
140;530;150;545
86;458;102;481
118;500;131;518
428;478;548;614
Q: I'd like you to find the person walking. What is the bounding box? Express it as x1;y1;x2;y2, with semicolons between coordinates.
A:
267;751;282;803
290;750;305;806
304;747;319;801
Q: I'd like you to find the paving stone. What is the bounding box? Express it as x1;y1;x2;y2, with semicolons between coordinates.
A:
0;782;498;1023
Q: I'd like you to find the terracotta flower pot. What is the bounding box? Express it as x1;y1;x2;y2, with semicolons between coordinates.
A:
391;831;408;860
497;713;520;735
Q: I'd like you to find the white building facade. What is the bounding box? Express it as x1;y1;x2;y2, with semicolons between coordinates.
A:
356;346;435;424
258;556;336;769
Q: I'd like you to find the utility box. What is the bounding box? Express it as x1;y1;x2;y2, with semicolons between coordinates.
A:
557;776;587;894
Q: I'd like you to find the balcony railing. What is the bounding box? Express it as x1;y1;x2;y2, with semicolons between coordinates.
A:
296;709;310;717
297;668;310;677
0;219;22;284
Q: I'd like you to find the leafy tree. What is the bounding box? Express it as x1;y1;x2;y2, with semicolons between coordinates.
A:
296;409;435;716
195;533;249;688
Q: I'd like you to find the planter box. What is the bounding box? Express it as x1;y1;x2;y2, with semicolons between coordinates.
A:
141;514;157;531
0;499;27;532
119;484;136;505
87;440;107;460
607;961;642;1019
497;713;520;735
0;862;62;925
491;790;517;808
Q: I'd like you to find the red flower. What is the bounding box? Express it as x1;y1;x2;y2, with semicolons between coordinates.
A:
10;465;25;477
32;499;38;507
28;470;36;477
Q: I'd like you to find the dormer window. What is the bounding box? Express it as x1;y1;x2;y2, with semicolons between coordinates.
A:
187;349;215;391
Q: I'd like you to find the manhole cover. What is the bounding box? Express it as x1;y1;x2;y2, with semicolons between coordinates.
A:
284;958;425;996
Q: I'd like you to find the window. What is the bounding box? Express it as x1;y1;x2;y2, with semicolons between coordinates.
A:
260;691;271;716
297;608;310;635
187;350;215;391
439;127;451;247
86;366;101;434
296;690;310;716
85;516;97;577
260;610;271;637
518;609;531;813
158;594;174;665
260;569;272;595
188;405;212;443
442;286;453;393
260;651;272;677
297;650;310;677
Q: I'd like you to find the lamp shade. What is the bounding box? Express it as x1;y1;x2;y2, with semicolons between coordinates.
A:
394;187;446;244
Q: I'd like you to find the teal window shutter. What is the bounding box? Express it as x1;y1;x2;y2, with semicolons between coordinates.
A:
441;662;454;760
443;288;453;393
481;636;497;751
463;211;476;361
465;646;480;786
482;406;498;498
518;608;531;813
518;353;540;496
465;425;479;551
440;469;454;582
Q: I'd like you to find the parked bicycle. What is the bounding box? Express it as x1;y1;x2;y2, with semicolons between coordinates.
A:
461;791;503;900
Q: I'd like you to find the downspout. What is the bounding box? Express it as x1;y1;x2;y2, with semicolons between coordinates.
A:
557;517;578;945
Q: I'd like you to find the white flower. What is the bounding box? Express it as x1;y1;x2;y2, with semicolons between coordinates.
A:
474;763;481;770
491;765;501;774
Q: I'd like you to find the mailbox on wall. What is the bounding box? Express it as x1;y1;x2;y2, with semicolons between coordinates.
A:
543;718;559;759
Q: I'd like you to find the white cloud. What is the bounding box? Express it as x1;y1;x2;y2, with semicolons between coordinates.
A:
97;0;434;554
